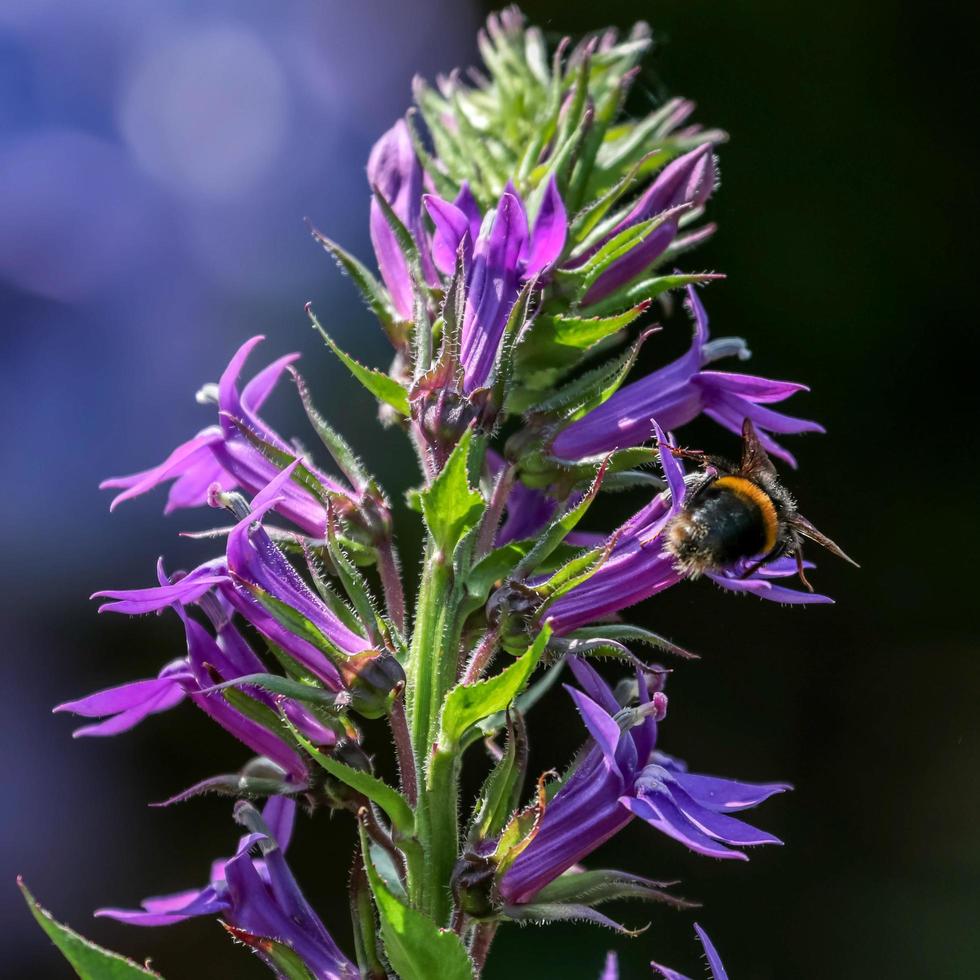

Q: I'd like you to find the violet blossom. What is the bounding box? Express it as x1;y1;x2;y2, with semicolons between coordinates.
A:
651;923;730;980
551;287;823;467
98;798;357;980
498;659;788;906
101;336;357;537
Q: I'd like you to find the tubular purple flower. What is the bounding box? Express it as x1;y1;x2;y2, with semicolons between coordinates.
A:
651;923;729;980
98;798;357;980
498;660;788;905
101;337;354;535
368;119;438;320
579;144;716;305
546;425;829;635
66;558;338;781
424;175;568;392
221;463;371;690
550;287;824;467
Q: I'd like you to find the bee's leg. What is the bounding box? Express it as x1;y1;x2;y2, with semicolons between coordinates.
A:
657;440;731;472
739;542;787;580
794;546;814;592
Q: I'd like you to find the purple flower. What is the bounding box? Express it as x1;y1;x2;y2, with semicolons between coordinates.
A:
62;558;338;782
651;923;729;980
546;426;830;635
424;176;567;392
98;798;357;980
498;659;788;905
578;144;717;306
551;287;823;467
368;119;438;320
101;337;354;536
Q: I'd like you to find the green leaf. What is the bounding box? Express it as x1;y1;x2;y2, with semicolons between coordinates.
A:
308;224;404;346
289;723;415;836
465;541;530;606
581;271;722;319
360;827;474;980
325;514;382;642
19;879;163;979
309;309;409;416
440;625;550;746
532;869;686;908
420;428;485;555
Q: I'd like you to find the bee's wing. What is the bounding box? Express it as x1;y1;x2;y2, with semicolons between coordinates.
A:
739;418;779;480
791;513;859;567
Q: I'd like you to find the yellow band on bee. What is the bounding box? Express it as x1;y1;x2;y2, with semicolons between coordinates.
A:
713;476;779;553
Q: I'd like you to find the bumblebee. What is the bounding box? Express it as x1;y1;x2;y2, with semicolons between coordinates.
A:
664;419;856;589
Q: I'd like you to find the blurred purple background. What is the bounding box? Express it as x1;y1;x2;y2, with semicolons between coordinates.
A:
2;1;478;975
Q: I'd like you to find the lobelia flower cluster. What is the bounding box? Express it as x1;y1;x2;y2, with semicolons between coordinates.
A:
34;9;850;979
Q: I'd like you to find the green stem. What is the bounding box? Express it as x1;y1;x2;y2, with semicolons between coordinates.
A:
404;542;464;924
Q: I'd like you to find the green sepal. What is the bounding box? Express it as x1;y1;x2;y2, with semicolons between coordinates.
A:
565;624;696;660
288;719;415;837
514;464;606;579
532;869;689;909
440;625;550;747
467;710;528;842
358;823;474;980
581;271;722;319
289;367;371;491
223;414;330;507
307;223;406;348
221;925;316;980
19;879;163;979
325;511;383;644
541;300;651;350
202;672;351;711
349;853;387;980
309;309;410;416
420;427;486;556
501;900;644;935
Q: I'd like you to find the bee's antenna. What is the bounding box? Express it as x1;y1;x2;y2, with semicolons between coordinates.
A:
791;514;859;568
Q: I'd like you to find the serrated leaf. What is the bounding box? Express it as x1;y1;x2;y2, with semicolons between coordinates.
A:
289;723;414;836
360;828;474;980
566;624;695;659
20;879;163;979
440;625;550;746
309;311;409;416
420;428;485;555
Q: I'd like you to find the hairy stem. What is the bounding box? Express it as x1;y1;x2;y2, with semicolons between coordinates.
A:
404;542;464;924
388;683;418;807
376;539;406;633
470;921;499;976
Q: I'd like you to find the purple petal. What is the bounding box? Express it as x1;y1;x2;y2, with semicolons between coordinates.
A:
620;793;747;860
96;885;228;926
668;784;783;847
240;352;300;418
261;796;296;853
600;951;619;980
453;181;483;244
697;370;809;403
55;677;182;718
694;924;729;980
708;572;833;605
566;686;622;772
671;772;790;812
100;430;223;511
424;195;471;276
653;422;686;510
93;566;230;614
567;657;620;716
525;175;567;276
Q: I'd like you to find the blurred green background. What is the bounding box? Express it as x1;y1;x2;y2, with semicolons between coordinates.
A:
4;1;977;977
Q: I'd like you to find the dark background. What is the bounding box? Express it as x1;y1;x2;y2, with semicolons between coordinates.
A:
4;1;978;977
